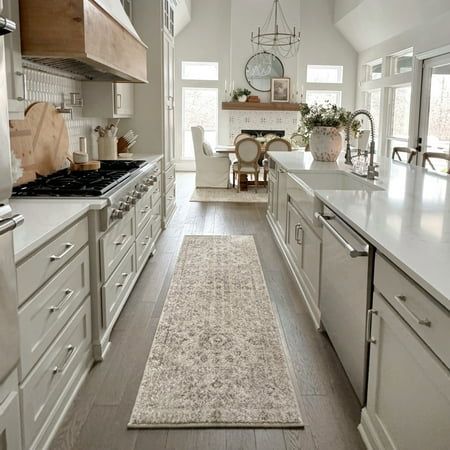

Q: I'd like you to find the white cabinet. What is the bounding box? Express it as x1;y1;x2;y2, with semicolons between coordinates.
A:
360;291;450;450
163;32;175;169
82;82;134;119
0;371;22;450
3;0;25;119
276;168;288;239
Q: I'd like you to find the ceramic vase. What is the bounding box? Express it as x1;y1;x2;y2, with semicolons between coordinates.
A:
238;95;247;102
309;126;343;162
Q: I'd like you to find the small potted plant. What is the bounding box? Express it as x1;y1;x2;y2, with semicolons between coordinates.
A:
298;102;361;161
233;88;251;102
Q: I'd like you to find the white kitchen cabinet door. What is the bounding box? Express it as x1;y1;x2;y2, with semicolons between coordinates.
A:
3;0;25;119
297;217;321;307
362;291;450;450
286;201;303;272
163;33;175;168
0;371;22;450
276;168;288;239
114;83;134;117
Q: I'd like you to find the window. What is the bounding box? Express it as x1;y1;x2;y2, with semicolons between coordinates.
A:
364;59;383;81
363;89;381;148
181;61;219;81
305;90;342;106
390;49;413;75
306;65;343;84
387;85;411;155
182;87;218;160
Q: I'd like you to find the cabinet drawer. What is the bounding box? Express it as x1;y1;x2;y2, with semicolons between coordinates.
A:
135;190;152;236
165;164;176;189
0;390;21;450
102;245;136;328
374;253;450;367
136;220;153;271
19;246;90;379
17;217;88;304
20;300;92;449
152;211;162;241
100;212;135;281
165;183;176;213
151;177;162;205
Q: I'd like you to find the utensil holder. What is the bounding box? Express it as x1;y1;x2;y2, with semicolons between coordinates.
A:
98;136;118;160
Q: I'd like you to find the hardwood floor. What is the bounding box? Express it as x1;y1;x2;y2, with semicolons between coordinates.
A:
50;173;365;450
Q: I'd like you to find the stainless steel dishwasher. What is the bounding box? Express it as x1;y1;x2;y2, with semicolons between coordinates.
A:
316;208;374;404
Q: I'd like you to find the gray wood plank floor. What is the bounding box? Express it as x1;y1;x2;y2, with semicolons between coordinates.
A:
50;173;365;450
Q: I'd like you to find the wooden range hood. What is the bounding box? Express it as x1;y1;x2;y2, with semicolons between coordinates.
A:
19;0;148;82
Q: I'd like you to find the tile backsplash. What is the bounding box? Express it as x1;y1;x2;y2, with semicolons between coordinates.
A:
227;110;300;143
23;62;107;153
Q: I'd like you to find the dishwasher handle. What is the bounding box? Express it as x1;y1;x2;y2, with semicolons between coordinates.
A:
316;213;368;258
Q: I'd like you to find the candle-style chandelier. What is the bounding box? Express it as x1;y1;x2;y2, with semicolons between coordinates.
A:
250;0;301;58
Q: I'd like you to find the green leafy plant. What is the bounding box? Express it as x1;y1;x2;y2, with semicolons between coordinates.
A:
298;102;361;144
233;88;251;101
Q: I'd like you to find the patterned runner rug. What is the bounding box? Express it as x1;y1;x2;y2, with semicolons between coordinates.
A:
129;235;302;428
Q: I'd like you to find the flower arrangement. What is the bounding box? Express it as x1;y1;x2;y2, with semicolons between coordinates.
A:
232;88;251;101
298;102;361;144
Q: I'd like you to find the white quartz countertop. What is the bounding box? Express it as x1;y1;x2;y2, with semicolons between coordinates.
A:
269;151;450;308
10;199;107;263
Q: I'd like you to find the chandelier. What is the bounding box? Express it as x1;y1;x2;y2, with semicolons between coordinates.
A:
250;0;301;58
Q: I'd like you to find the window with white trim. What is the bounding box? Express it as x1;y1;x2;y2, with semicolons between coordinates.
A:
364;59;383;81
306;65;343;84
305;90;342;106
181;61;219;81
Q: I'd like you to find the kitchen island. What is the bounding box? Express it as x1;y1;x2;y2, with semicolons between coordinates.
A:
267;150;450;450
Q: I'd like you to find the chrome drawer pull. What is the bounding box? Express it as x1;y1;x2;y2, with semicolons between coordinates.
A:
114;234;127;246
52;345;76;374
50;243;75;261
394;295;432;327
115;272;129;288
294;223;303;244
49;289;74;313
141;206;150;214
365;309;378;343
141;236;151;246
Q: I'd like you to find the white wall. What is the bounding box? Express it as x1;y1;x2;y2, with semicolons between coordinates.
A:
174;0;358;167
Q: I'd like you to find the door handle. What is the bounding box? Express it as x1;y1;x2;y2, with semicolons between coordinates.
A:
0;16;16;35
316;213;368;258
365;309;378;343
116;93;122;109
294;223;303;244
0;214;24;236
50;242;75;261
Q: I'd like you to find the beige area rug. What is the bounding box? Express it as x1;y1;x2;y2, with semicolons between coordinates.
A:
190;188;268;203
129;235;303;428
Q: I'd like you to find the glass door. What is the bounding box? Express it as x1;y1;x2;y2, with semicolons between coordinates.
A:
418;53;450;172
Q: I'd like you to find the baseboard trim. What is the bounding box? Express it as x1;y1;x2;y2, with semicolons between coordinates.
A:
358;407;381;450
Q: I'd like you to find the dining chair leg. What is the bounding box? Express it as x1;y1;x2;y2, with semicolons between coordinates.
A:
232;171;235;188
255;171;258;193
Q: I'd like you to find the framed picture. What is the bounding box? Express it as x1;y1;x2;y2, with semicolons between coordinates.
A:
271;77;290;102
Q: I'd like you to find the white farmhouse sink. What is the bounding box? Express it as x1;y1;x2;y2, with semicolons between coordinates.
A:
294;171;384;193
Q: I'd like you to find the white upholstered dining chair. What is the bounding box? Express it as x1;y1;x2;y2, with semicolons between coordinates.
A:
234;133;251;144
232;138;262;192
263;138;292;183
191;126;231;188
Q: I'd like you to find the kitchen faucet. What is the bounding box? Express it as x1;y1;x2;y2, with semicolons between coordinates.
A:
345;109;378;180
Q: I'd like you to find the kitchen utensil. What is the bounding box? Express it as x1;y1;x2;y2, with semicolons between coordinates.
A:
73;151;89;163
98;136;118;160
9;118;36;185
26;102;69;176
70;160;101;171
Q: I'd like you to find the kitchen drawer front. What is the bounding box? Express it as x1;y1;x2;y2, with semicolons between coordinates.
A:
165;183;176;215
20;299;92;450
100;212;135;281
135;190;152;236
0;390;21;450
136;220;153;271
152;210;162;241
19;246;90;378
165;164;176;190
17;217;88;304
102;245;136;328
374;253;450;367
151;177;162;206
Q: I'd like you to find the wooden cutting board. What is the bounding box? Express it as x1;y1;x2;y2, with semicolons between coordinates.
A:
26;102;69;176
9;119;36;185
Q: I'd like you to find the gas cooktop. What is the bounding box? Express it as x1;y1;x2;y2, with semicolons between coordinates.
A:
12;160;147;198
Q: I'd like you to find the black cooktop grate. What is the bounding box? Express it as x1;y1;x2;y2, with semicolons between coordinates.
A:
12;160;147;197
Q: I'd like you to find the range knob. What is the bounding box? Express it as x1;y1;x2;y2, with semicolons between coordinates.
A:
111;208;124;220
132;190;143;200
119;201;130;212
139;183;149;192
144;177;154;186
126;195;137;205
